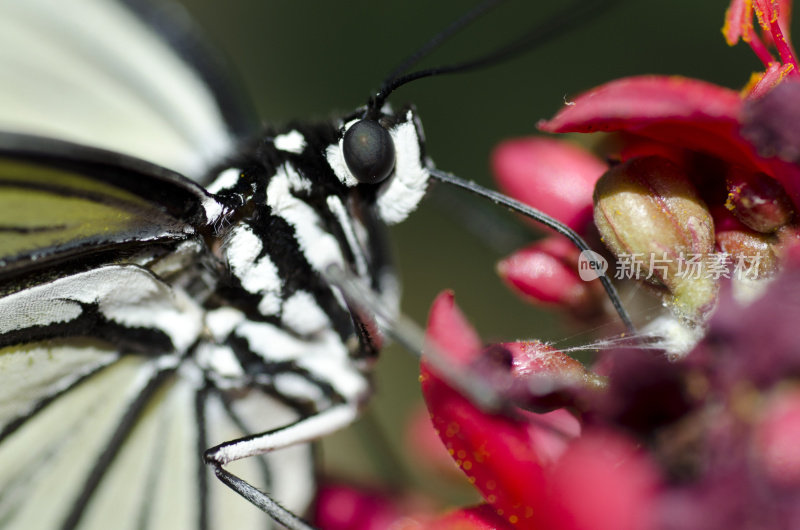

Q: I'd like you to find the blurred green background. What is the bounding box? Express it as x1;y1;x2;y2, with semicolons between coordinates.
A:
179;0;767;505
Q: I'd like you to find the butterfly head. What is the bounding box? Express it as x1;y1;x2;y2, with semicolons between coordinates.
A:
327;105;431;225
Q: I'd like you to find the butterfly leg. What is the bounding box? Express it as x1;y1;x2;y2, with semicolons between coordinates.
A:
204;403;359;529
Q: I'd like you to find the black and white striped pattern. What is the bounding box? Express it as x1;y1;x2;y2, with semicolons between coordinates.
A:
0;0;433;527
0;240;320;529
203;108;431;409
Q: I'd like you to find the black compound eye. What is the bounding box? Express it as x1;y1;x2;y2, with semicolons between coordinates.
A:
342;119;396;185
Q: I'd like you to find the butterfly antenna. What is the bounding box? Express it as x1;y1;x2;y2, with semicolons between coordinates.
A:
428;168;635;333
381;0;506;88
370;0;621;113
324;263;604;435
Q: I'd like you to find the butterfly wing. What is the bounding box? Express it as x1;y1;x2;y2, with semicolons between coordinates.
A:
0;136;315;529
0;132;218;278
0;0;256;181
0;135;205;528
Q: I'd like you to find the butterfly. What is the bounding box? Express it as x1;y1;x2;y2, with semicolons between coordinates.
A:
0;0;639;529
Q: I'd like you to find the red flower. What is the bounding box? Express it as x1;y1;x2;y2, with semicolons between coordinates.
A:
412;9;800;528
493;0;800;331
419;260;800;529
537;75;800;209
420;292;660;529
490;138;611;320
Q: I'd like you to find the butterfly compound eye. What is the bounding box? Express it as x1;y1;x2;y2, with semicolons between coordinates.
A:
342;120;396;184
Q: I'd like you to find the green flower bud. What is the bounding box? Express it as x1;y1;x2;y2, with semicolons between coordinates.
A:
594;156;716;322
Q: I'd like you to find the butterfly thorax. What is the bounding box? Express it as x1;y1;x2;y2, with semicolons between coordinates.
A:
195;106;431;408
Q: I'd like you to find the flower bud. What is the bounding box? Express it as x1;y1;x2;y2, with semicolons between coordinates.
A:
593;156;716;322
715;228;778;280
725;168;794;233
497;237;605;318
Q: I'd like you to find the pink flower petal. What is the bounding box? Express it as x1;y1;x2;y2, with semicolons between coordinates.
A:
427;504;513;529
491;138;606;234
754;387;800;487
539;430;660;530
519;407;581;466
314;483;431;530
497;237;602;314
504;340;587;380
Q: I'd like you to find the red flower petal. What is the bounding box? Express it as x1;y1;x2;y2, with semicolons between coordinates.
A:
421;294;549;527
539;430;660;530
427;504;514;530
617;136;689;166
420;365;548;527
539;76;742;134
538;76;746;167
539;75;800;208
491;138;606;234
406;404;463;479
425;291;483;367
